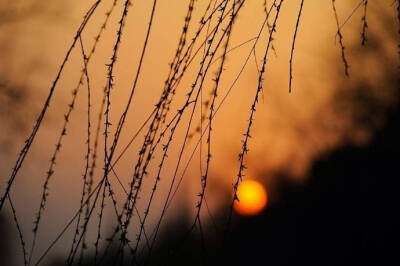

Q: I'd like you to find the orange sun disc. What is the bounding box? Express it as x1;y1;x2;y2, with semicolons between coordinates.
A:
234;180;268;216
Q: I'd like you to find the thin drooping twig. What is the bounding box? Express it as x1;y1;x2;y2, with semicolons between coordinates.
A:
158;0;238;118
69;145;148;264
188;36;259;140
337;0;367;33
102;0;134;218
289;0;305;93
150;11;280;258
65;168;128;265
116;1;231;255
158;0;208;125
97;0;160;261
30;79;79;263
67;35;93;265
133;3;248;257
227;0;283;235
104;0;166;237
361;0;368;45
159;0;229;132
79;1;120;262
34;178;104;266
0;0;102;213
190;36;259;135
5;1;400;265
35;146;148;266
93;179;107;265
101;0;131;225
154;5;257;252
180;1;241;259
28;3;108;263
158;0;240;132
165;0;278;225
199;0;219;179
35;135;147;265
74;89;167;266
144;1;248;261
67;159;137;265
107;0;158;169
8;195;28;266
332;0;350;76
193;0;238;236
97;0;136;261
69;140;134;263
29;7;105;265
142;0;233;259
68;0;157;260
263;0;278;56
108;166;152;247
65;0;162;263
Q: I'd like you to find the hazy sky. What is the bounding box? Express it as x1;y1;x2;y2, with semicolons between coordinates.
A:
0;0;398;264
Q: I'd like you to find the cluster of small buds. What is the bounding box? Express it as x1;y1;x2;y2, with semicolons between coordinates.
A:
361;0;369;46
32;76;82;254
332;0;350;76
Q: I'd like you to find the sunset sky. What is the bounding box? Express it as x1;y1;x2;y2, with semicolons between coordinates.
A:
0;1;398;265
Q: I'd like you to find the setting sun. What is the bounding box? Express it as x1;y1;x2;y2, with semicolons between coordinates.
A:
234;180;268;216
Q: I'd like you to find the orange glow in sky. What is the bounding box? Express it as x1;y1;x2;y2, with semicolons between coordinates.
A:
234;180;268;216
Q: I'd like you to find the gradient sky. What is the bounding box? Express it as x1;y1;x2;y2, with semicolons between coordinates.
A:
0;0;398;264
